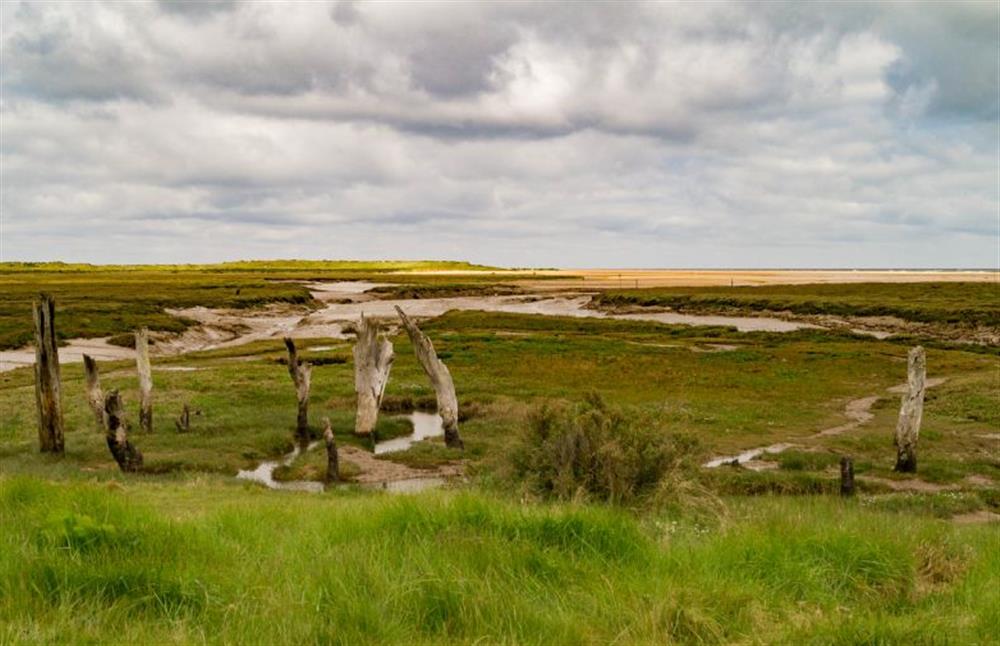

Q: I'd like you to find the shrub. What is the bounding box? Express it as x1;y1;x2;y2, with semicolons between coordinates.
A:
506;393;705;508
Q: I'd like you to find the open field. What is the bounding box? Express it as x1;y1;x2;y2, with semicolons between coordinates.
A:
1;264;998;644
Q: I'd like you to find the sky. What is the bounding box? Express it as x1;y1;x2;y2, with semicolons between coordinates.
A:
1;1;997;268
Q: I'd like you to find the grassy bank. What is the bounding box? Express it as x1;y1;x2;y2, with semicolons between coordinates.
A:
2;477;997;645
595;282;1000;327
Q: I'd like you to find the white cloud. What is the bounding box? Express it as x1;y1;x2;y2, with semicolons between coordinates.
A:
1;0;996;267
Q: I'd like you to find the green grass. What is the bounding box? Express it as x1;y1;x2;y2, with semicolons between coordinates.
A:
595;282;1000;326
0;259;501;274
1;477;997;645
0;260;517;350
2;310;996;487
2;273;998;643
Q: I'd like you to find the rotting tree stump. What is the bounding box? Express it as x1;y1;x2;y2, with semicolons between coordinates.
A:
353;315;393;436
395;306;463;449
83;354;106;431
33;293;64;453
104;390;143;472
284;337;312;443
135;328;154;433
894;346;926;473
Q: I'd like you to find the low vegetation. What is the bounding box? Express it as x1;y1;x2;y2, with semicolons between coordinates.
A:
0;260;510;350
507;394;704;508
1;266;997;643
595;282;1000;326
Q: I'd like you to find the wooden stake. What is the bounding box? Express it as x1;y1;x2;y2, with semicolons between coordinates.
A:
352;315;393;436
135;328;153;433
894;346;926;473
323;417;339;484
395;306;463;449
839;456;855;497
82;354;105;431
283;337;312;442
175;404;191;433
33;293;64;453
104;389;143;472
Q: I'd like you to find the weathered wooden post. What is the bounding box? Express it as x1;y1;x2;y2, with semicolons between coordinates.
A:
175;404;191;433
395;306;463;449
353;315;393;436
135;328;154;433
839;456;855;497
323;417;339;484
104;389;143;472
33;293;64;453
82;354;105;431
283;337;312;442
894;346;926;473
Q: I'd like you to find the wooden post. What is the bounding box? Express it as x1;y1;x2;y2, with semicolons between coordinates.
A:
323;417;339;484
839;457;855;497
283;337;312;442
353;315;393;436
82;354;105;431
894;346;926;473
33;293;64;453
135;328;153;433
175;404;191;433
395;306;463;449
104;389;143;472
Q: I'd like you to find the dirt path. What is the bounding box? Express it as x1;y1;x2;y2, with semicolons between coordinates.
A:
952;510;1000;525
859;475;960;493
704;378;948;467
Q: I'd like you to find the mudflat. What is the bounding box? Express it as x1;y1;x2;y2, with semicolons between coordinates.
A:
455;268;998;289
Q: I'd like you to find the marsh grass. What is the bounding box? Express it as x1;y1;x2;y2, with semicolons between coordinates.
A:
2;477;997;645
595;281;1000;326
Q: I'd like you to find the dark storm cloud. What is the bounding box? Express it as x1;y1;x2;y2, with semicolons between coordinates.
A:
0;0;996;267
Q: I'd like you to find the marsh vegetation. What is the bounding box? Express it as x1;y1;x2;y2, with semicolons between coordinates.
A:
0;262;997;644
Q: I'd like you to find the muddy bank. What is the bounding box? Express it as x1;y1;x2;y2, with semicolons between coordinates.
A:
1;337;135;372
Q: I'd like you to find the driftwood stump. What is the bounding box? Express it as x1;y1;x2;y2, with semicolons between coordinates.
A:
894;346;926;473
175;404;191;433
104;390;143;472
33;294;64;453
323;417;339;484
840;457;855;497
395;306;463;449
353;315;393;436
283;337;312;442
82;354;106;431
135;328;153;433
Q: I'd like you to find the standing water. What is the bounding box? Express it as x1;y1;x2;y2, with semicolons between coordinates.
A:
236;442;324;492
374;412;445;455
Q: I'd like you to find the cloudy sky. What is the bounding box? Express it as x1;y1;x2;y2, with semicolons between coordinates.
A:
1;1;997;268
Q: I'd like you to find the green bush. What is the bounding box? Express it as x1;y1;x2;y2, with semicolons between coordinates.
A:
507;393;703;507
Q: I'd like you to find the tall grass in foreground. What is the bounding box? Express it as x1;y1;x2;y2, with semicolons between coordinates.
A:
1;477;997;645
